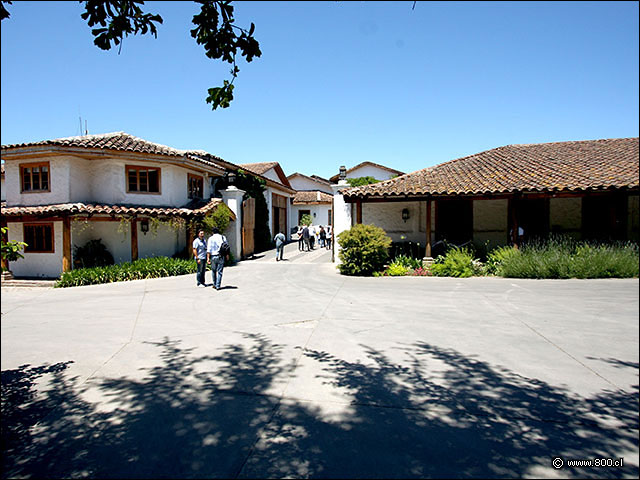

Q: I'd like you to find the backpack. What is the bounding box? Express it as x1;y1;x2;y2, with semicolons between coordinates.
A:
218;237;231;257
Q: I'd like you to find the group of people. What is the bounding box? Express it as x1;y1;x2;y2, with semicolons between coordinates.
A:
192;228;229;290
193;225;331;274
297;224;332;252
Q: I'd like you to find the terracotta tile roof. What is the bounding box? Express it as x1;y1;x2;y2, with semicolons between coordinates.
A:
292;191;333;204
239;162;279;176
0;198;235;220
1;132;229;172
239;162;294;190
343;138;639;199
329;161;405;182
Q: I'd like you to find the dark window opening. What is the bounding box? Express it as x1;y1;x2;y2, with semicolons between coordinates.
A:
23;224;54;253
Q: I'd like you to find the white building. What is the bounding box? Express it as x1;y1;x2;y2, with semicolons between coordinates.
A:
332;138;639;263
1;132;256;278
328;161;404;184
239;162;296;240
287;173;333;231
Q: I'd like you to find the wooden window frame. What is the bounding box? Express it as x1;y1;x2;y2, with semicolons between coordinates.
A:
126;165;161;194
23;223;55;253
20;161;51;193
188;173;204;199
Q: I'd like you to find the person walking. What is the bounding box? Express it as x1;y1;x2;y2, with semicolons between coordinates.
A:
297;226;305;251
319;226;326;248
302;225;310;251
206;227;228;290
274;231;286;261
326;226;332;250
192;229;208;287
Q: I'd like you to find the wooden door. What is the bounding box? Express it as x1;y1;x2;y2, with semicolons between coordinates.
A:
242;197;255;257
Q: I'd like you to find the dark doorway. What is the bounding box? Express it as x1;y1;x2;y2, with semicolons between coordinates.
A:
582;193;628;241
435;198;473;245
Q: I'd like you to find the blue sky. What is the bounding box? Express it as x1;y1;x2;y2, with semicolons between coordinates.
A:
1;1;638;180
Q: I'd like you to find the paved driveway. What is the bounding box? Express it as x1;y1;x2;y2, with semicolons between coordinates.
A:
1;252;638;478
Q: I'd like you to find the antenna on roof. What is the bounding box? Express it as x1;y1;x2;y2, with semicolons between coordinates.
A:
85;120;88;136
79;116;83;136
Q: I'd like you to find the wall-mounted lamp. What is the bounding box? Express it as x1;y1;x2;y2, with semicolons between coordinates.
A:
226;171;237;185
402;208;410;222
339;165;347;181
141;219;149;234
313;212;317;217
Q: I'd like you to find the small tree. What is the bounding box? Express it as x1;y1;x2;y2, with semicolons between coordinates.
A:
1;226;27;271
299;214;313;227
346;176;379;187
202;202;234;234
337;224;392;276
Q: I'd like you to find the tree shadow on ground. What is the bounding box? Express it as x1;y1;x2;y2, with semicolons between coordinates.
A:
2;337;638;479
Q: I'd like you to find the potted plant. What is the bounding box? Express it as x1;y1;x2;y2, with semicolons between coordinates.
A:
1;226;27;280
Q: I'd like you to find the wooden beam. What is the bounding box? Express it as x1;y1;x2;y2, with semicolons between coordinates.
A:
62;216;72;272
425;198;432;257
130;218;138;262
356;199;362;224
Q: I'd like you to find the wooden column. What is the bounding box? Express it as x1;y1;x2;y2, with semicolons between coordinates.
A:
62;216;72;272
425;198;432;257
130;217;138;261
356;199;363;224
509;194;520;249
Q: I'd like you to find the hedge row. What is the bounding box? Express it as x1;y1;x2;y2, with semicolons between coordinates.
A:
55;257;198;288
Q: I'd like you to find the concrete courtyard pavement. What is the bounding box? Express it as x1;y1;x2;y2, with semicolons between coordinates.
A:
1;248;638;478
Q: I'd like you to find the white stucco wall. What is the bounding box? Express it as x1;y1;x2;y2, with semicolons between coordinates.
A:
260;168;282;184
291;204;332;230
550;197;581;239
138;222;185;259
349;165;399;181
1;175;6;201
4;156;212;208
5;157;72;206
90;160;191;206
362;201;427;244
6;221;63;278
71;218;187;266
289;176;332;193
473;199;508;248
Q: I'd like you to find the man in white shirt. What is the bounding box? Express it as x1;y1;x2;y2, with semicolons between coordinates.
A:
206;227;227;290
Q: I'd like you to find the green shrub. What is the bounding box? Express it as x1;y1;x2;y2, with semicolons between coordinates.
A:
386;263;410;276
430;247;479;278
73;238;114;269
498;237;639;279
56;256;198;288
1;226;27;267
484;245;520;276
392;254;423;270
346;176;379;187
337;224;392;276
202;203;234;234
